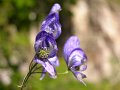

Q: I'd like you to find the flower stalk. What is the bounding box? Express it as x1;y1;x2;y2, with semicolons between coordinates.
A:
19;59;40;90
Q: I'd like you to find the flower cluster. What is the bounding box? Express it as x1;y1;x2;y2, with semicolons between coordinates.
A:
34;3;61;80
20;3;88;90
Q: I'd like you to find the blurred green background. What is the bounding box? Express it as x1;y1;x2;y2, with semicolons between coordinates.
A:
0;0;120;90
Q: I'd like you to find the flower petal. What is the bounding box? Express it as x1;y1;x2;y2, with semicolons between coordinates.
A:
40;68;46;80
34;31;57;58
49;68;57;79
72;71;87;86
34;57;56;79
80;64;87;71
34;57;46;67
68;49;87;68
43;61;57;79
63;36;80;64
48;56;59;66
41;14;61;39
41;3;61;39
50;3;61;13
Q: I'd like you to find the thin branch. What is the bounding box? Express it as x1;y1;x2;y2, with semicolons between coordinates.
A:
57;70;69;75
19;62;38;90
31;71;46;74
29;57;35;70
32;66;42;72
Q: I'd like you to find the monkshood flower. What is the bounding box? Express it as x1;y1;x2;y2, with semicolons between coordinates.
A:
19;4;61;90
41;3;62;39
34;31;59;80
63;36;87;85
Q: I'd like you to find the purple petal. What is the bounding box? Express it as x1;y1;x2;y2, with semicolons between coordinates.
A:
35;31;53;41
48;56;59;66
41;14;61;39
34;31;58;58
49;68;57;79
34;57;46;67
40;4;61;39
34;57;56;79
34;31;53;52
40;68;46;80
50;3;61;13
72;71;87;86
68;49;87;67
44;61;57;79
63;36;80;64
80;65;87;71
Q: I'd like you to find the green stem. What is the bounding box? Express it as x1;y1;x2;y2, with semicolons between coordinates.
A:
57;70;69;75
31;71;45;74
20;62;38;90
20;71;31;90
32;66;42;73
29;57;34;70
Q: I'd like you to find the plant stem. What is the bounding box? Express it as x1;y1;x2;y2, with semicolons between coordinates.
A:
20;62;37;90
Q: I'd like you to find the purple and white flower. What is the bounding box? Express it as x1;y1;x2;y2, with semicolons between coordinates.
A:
33;3;62;80
41;3;62;39
34;31;59;80
63;36;87;85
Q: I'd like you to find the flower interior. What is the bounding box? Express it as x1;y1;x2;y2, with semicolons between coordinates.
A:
37;47;50;59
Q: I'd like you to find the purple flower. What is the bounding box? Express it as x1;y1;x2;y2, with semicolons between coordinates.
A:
41;3;61;39
34;31;58;58
34;31;59;79
63;36;87;85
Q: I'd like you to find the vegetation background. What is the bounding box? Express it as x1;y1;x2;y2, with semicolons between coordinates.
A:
0;0;120;90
